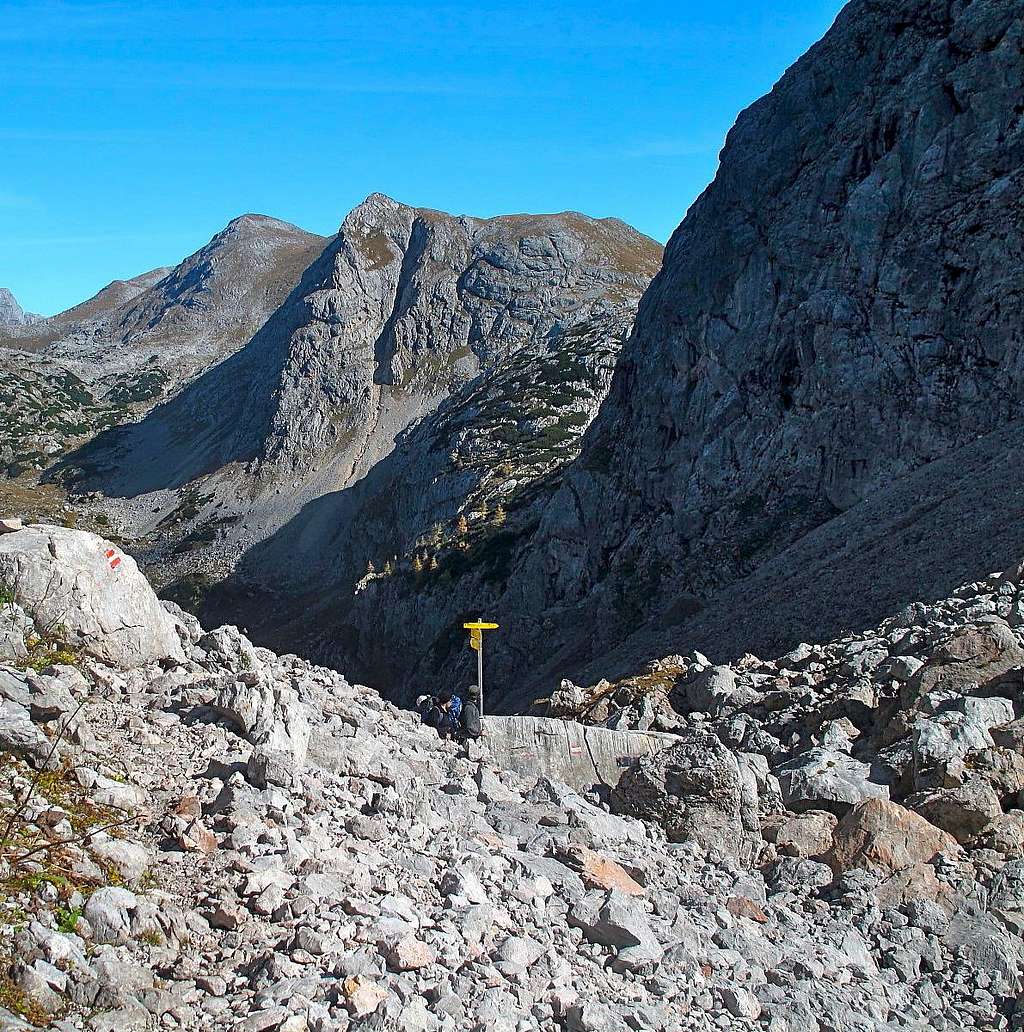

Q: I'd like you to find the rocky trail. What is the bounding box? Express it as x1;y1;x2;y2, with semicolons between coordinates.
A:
0;523;1022;1031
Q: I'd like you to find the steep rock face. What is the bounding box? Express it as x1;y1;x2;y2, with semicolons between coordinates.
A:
495;0;1024;688
296;0;1024;701
240;310;633;683
68;195;660;594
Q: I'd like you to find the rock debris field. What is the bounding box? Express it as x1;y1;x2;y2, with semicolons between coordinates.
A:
0;524;1023;1030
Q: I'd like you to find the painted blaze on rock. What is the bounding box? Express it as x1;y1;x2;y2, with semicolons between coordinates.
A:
0;524;184;668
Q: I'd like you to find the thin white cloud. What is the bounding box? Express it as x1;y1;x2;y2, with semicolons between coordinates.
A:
622;138;722;160
4;232;184;247
0;188;35;209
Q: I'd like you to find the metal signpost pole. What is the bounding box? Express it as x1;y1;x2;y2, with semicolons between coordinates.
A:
478;632;485;719
464;619;499;727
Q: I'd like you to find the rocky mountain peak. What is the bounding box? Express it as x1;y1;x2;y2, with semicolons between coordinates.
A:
342;191;409;227
126;212;323;330
223;211;301;231
63;197;662;583
0;216;327;479
209;212;322;250
0;286;39;330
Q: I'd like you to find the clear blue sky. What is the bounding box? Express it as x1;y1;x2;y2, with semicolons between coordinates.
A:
1;0;846;315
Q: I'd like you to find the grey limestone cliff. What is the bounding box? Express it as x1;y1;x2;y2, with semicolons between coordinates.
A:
480;0;1024;699
254;0;1024;703
0;287;40;331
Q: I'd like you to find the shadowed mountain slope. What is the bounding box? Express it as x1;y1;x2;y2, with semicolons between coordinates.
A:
463;0;1024;701
1;216;325;477
249;0;1024;704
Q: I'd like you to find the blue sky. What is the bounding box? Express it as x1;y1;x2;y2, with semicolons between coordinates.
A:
1;0;846;315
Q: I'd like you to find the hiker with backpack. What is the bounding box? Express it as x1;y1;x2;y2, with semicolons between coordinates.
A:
418;688;462;739
415;693;440;728
439;689;463;738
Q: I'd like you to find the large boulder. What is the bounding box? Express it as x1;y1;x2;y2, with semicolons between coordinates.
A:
198;625;265;676
903;621;1024;709
771;810;838;859
568;889;664;971
910;697;1015;788
773;747;889;816
912;712;993;778
611;729;770;861
83;887;140;945
825;798;959;879
905;779;1004;844
213;676;311;780
0;526;183;669
685;664;761;716
484;716;675;793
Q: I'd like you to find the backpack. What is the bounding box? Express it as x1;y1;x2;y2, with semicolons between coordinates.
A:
440;695;463;734
461;700;482;739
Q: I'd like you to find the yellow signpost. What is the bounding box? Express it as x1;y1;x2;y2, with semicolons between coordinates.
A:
464;619;498;718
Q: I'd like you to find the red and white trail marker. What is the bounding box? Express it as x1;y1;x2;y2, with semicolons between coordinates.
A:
104;548;122;570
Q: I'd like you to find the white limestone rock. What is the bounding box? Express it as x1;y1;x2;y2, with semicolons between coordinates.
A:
0;526;183;668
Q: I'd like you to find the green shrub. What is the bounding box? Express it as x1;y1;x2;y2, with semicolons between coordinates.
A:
54;905;82;934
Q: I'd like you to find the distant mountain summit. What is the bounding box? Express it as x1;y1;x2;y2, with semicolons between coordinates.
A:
0;287;41;331
0;215;325;477
65;194;660;498
4;213;325;375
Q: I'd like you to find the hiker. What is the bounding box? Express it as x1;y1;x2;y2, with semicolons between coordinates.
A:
416;693;442;729
436;688;463;739
461;684;483;739
418;688;462;738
